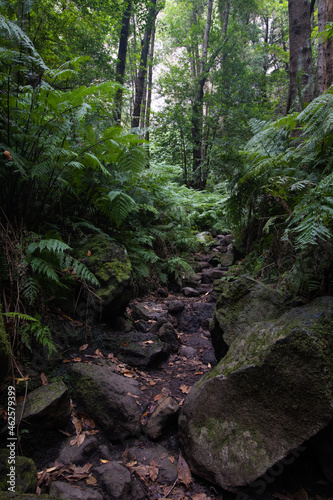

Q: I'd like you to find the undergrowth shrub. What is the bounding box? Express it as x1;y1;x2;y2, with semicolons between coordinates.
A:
227;89;333;297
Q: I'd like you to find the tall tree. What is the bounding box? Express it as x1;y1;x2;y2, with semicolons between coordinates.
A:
115;0;132;123
318;0;333;93
285;0;314;113
131;0;158;129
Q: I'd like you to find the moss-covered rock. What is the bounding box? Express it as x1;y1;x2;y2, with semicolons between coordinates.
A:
0;305;11;384
77;235;132;321
16;381;71;430
0;450;37;494
179;296;333;491
69;362;141;440
209;276;300;360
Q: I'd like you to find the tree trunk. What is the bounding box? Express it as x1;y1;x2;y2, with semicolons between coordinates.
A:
191;0;214;189
285;0;314;113
114;0;132;124
145;23;156;164
318;0;333;93
131;0;157;130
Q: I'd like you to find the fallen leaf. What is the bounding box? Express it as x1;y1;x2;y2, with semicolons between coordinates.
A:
191;494;210;500
77;412;95;430
70;463;92;474
207;363;211;368
159;452;168;460
180;385;191;394
95;349;104;357
169;456;175;463
143;340;154;344
140;385;148;391
86;475;97;485
87;250;92;257
79;344;89;351
149;459;159;482
58;430;71;437
127;392;140;399
125;460;137;467
40;372;48;385
149;381;156;386
100;459;110;464
63;359;71;363
72;416;82;435
154;394;163;401
72;357;82;362
177;452;192;488
194;372;203;375
45;466;58;473
3;150;12;161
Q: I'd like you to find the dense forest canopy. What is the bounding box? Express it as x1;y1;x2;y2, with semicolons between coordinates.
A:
1;0;333;355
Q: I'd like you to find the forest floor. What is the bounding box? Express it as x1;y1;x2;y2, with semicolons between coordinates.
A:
4;237;333;500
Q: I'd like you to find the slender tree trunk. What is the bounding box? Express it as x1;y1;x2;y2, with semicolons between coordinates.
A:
285;0;314;113
191;0;214;189
145;24;156;165
114;0;132;124
318;0;333;93
131;0;157;130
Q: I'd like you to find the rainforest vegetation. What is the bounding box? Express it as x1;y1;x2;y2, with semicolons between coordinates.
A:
1;0;333;359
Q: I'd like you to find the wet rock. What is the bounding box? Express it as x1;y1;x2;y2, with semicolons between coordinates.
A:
57;435;99;465
310;419;333;482
144;396;180;439
200;268;226;284
50;481;103;500
77;234;133;320
16;381;71;430
167;301;185;314
157;322;180;353
69;363;141;441
94;462;132;500
210;276;298;360
177;302;215;334
128;443;178;484
182;287;200;297
220;247;234;267
131;302;168;322
135;319;151;333
179;346;197;359
179;296;333;491
0;450;37;494
157;288;169;297
114;316;132;333
183;274;201;288
110;331;169;367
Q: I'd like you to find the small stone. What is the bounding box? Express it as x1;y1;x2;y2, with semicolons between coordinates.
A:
0;450;37;493
167;301;185;314
179;346;197;359
157;322;180;353
144;396;180;439
182;287;200;297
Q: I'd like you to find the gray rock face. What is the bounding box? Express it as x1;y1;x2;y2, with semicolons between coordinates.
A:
57;435;99;465
94;462;132;500
179;297;333;491
69;363;141;441
109;331;169;367
16;381;71;429
157;322;180;353
50;481;103;500
210;276;296;360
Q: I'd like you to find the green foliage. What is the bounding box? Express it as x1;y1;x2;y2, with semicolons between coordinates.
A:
3;312;56;355
227;88;333;297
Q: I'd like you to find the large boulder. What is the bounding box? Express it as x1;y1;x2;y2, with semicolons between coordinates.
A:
179;296;333;491
69;362;141;441
209;276;298;360
77;234;132;321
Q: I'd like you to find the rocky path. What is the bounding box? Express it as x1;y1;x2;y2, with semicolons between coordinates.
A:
11;235;233;499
